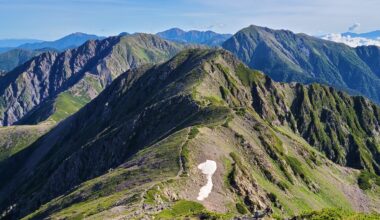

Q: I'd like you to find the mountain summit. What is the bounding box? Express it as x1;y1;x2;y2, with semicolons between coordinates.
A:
222;25;380;104
157;28;232;46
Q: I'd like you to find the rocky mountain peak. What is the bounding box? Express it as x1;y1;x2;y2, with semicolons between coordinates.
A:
0;34;184;126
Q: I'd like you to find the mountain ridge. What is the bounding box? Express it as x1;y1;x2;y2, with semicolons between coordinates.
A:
343;30;380;40
17;32;105;51
0;33;185;126
0;39;43;48
222;25;380;104
157;28;232;46
1;49;379;219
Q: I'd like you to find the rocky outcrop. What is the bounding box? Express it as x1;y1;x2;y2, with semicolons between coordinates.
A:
0;34;184;126
244;74;380;174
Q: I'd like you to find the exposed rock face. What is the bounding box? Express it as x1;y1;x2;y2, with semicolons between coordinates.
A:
229;158;270;212
0;34;184;126
246;75;380;173
1;49;380;219
223;25;380;104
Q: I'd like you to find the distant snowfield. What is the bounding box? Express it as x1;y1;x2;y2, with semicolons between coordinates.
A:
197;160;217;201
322;33;380;47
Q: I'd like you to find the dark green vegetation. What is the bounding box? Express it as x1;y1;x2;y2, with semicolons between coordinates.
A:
1;49;380;219
223;25;380;104
292;208;380;220
156;200;205;218
358;171;380;190
0;33;185;126
155;200;232;219
157;28;232;46
268;83;380;175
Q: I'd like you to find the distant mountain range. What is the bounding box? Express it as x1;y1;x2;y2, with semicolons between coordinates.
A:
342;30;380;39
0;30;226;73
0;39;41;53
222;25;380;104
0;33;105;72
157;28;232;46
0;39;42;48
0;48;55;72
17;32;105;51
0;33;104;52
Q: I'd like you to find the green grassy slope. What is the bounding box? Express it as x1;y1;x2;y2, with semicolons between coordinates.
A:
1;49;380;219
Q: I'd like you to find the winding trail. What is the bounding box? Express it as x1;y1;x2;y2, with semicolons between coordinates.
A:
128;128;192;218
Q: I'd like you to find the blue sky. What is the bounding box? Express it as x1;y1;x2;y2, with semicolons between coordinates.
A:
0;0;380;40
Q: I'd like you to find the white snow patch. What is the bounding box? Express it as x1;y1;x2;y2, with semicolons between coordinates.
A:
321;33;380;47
197;160;217;201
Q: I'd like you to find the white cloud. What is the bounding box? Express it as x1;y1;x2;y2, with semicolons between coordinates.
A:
322;33;380;47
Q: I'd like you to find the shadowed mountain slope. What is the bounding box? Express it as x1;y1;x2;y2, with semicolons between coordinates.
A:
223;25;380;104
1;49;379;219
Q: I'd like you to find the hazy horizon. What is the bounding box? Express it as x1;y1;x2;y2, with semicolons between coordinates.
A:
1;0;380;40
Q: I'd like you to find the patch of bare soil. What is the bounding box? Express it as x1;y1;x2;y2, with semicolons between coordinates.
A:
340;183;371;212
325;166;375;212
